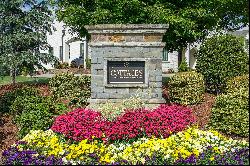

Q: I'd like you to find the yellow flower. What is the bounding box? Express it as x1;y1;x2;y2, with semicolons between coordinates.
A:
210;157;214;161
193;149;199;157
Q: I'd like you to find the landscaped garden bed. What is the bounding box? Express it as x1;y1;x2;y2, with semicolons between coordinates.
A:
0;70;249;165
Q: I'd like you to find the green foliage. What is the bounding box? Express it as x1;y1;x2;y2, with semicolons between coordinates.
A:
12;96;61;138
49;73;91;108
86;58;91;69
226;74;249;94
196;34;249;94
209;74;249;137
0;87;39;114
178;57;190;72
0;0;58;84
209;91;249;137
54;62;69;69
53;0;248;51
168;71;205;105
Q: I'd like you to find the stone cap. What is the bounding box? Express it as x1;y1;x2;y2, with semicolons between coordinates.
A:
85;24;169;34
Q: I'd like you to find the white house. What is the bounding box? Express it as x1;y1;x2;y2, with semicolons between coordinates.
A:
43;20;88;69
44;21;249;72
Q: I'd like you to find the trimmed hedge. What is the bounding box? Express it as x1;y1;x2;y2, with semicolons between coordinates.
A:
226;74;249;94
49;73;91;108
196;34;249;94
209;75;249;137
168;71;205;105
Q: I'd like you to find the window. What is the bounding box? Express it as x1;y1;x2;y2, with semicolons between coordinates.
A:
49;47;53;55
162;47;168;61
59;46;63;61
80;43;84;58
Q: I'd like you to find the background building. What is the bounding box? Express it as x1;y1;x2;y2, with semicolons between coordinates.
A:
44;21;249;72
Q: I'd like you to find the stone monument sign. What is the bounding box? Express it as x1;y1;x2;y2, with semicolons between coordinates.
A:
85;24;168;105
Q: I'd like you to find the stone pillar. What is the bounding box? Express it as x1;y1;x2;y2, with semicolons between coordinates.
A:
85;24;168;104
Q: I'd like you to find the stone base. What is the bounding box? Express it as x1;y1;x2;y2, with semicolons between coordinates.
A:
86;98;165;111
88;98;166;104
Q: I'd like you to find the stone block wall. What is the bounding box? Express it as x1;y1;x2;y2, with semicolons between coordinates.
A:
85;24;168;104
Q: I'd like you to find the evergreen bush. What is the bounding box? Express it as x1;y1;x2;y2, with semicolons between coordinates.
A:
209;74;249;137
168;71;205;105
196;34;249;94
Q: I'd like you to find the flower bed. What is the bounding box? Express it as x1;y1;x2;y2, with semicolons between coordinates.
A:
2;104;249;165
51;104;195;142
2;128;249;165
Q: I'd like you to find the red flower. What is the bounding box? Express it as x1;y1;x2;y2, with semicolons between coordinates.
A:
51;104;196;142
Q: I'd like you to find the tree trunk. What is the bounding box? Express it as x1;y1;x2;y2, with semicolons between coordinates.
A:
11;67;16;84
178;47;183;66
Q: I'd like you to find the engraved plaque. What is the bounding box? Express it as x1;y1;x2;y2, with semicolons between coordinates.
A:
107;61;145;83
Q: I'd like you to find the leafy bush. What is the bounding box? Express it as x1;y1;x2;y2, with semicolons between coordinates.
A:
51;104;196;142
226;74;249;94
0;87;39;113
168;71;205;105
49;73;91;108
196;34;249;94
178;57;190;72
209;75;249;137
13;96;58;138
54;62;69;69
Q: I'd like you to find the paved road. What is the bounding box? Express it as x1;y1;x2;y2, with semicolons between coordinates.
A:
32;73;175;78
32;73;91;78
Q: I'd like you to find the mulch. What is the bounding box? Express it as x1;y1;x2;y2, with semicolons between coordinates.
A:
0;114;18;164
188;93;216;129
162;85;216;129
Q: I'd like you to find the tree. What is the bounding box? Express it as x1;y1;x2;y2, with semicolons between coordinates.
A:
0;0;58;84
53;0;248;51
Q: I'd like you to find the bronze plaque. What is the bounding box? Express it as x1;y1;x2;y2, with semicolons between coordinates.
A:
107;61;145;83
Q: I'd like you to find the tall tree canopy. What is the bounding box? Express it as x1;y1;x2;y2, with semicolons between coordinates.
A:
0;0;58;83
53;0;249;51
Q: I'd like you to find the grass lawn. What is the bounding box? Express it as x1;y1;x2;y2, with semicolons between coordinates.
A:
0;76;50;85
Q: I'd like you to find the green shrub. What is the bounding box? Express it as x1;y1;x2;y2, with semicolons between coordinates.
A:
168;71;205;105
226;74;249;94
12;95;68;138
209;74;249;137
49;73;91;108
86;58;91;69
54;62;69;69
178;57;190;72
209;90;249;137
0;87;39;113
196;34;249;94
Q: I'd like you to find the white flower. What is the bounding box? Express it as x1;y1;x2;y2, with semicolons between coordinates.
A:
62;157;68;163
